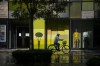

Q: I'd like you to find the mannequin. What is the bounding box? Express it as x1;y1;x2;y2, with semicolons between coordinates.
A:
73;29;79;48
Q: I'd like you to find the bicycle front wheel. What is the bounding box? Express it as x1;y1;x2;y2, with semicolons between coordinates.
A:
62;45;69;54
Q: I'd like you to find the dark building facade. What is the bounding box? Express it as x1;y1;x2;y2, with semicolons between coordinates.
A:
0;0;100;50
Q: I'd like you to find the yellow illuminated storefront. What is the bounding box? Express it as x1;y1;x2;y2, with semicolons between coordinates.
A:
47;29;69;49
33;18;69;49
46;19;69;49
33;18;45;49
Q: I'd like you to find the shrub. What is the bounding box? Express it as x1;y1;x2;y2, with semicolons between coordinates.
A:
12;49;52;65
86;56;100;66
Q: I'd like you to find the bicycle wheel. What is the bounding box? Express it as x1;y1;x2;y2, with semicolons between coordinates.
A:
62;45;69;54
48;45;56;53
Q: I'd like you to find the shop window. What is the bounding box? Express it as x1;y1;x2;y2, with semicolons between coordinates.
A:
71;20;82;49
82;31;93;48
70;2;81;18
33;18;45;49
47;20;69;50
73;29;81;48
82;2;93;11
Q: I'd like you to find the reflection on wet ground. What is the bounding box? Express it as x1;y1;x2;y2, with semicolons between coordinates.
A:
0;50;100;66
51;50;100;66
51;50;85;65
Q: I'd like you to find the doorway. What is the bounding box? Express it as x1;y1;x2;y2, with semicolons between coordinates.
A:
17;27;30;48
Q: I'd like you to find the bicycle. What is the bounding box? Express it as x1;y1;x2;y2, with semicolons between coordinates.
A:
48;41;69;54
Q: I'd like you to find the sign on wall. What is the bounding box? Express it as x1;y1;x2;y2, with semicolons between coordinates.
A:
0;25;6;42
0;1;8;18
82;11;94;19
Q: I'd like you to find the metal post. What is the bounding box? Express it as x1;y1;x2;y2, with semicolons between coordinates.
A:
38;40;40;49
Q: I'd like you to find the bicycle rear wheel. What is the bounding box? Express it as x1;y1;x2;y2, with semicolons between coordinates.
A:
48;45;56;53
62;45;69;54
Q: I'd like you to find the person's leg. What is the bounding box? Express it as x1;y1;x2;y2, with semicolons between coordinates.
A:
54;43;57;50
57;43;60;51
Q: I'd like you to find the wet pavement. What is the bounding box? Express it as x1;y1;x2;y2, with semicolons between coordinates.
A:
0;49;100;66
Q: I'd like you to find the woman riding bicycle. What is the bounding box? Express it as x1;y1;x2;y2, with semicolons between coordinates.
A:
48;35;69;54
54;34;61;51
54;34;62;51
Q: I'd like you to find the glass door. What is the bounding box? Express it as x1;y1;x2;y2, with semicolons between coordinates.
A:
17;27;29;48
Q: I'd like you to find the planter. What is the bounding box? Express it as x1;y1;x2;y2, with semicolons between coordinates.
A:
12;49;52;65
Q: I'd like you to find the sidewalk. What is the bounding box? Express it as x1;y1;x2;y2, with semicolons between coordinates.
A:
0;49;100;66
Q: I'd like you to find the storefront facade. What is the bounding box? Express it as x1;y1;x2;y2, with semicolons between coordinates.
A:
0;0;99;50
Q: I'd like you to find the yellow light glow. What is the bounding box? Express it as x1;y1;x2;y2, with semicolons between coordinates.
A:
47;29;69;49
33;18;45;49
33;18;69;50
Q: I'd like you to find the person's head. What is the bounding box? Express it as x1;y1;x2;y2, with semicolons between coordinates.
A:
57;34;60;37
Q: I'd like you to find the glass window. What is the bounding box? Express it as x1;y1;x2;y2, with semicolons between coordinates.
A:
82;2;93;11
9;1;19;18
71;20;82;48
70;2;81;18
34;18;45;49
58;4;69;18
94;2;100;18
81;21;93;49
82;11;94;18
0;0;8;18
9;1;27;18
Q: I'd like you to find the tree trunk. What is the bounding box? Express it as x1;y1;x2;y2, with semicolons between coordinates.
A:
29;16;34;50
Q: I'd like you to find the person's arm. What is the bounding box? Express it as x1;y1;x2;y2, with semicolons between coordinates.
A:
59;39;63;41
58;37;63;41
